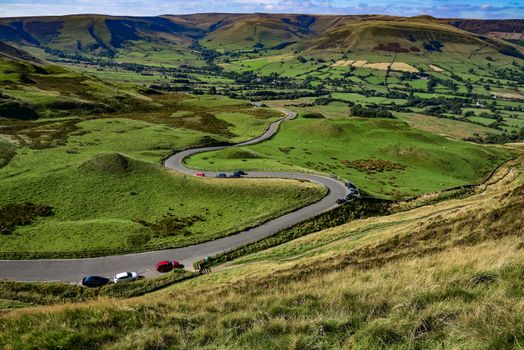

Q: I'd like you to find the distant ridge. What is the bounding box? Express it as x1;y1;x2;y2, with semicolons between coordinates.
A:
0;14;521;57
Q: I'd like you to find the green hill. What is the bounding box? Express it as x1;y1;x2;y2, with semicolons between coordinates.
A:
0;42;153;119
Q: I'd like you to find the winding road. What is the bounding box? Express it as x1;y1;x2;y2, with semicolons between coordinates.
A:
0;111;348;282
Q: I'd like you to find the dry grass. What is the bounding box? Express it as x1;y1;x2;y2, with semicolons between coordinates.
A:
429;64;445;72
351;60;368;67
332;60;418;72
332;60;355;67
390;62;419;73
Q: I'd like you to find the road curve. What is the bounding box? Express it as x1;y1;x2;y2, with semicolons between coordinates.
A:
0;110;348;282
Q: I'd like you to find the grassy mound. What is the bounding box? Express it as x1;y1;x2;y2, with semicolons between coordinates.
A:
0;151;324;256
78;152;133;175
216;148;266;160
297;120;344;137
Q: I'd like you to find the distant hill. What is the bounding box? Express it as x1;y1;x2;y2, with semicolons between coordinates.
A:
0;14;522;58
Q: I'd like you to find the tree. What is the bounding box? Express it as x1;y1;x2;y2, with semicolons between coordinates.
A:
427;78;437;93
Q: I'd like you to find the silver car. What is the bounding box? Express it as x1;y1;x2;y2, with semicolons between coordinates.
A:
113;271;138;283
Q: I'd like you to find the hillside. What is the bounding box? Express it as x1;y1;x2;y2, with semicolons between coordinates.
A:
302;19;500;54
448;18;524;44
0;15;199;55
0;43;153;120
1;153;522;349
0;40;41;62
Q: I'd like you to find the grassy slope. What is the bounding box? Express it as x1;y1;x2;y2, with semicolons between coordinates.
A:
0;53;319;256
1;153;522;349
185;115;513;198
0;102;322;255
0;53;151;119
0;151;323;254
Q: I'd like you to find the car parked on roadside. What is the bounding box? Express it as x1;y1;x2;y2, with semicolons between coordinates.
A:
345;181;356;189
82;275;110;287
336;198;347;205
346;188;360;198
230;170;247;178
215;173;227;178
156;260;174;273
195;172;206;177
156;260;184;272
113;271;138;283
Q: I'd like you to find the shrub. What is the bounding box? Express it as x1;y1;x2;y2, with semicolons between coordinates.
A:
0;101;39;120
301;112;325;119
127;232;152;247
0;203;53;235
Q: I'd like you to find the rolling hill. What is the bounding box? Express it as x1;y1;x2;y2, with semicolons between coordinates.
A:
0;14;521;59
0;41;152;119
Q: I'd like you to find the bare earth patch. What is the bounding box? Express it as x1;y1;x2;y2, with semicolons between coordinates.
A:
352;60;368;67
332;60;355;67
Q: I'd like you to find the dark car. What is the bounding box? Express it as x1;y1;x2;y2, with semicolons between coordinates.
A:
234;170;247;176
346;188;360;199
215;173;227;178
345;182;356;189
336;198;347;205
156;260;174;273
82;275;110;287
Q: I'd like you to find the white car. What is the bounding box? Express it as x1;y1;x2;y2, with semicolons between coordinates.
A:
113;271;138;284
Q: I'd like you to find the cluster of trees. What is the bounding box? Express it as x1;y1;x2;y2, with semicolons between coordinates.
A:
350;104;394;119
234;89;328;101
423;40;444;52
427;77;459;93
466;127;524;144
191;41;221;63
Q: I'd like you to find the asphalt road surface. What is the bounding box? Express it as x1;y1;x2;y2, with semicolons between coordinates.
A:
0;110;348;282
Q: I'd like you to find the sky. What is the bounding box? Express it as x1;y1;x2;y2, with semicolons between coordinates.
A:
0;0;522;19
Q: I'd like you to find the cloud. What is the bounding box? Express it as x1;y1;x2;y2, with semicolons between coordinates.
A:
0;0;522;18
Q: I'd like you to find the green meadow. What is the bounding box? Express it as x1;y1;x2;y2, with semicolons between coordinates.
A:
185;114;513;198
0;95;323;257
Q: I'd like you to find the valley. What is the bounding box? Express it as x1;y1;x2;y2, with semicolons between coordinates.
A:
0;11;523;349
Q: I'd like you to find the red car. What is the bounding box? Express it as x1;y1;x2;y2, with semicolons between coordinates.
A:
156;260;174;273
155;260;183;273
195;172;206;177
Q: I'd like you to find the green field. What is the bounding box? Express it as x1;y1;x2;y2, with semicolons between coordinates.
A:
185;115;512;198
